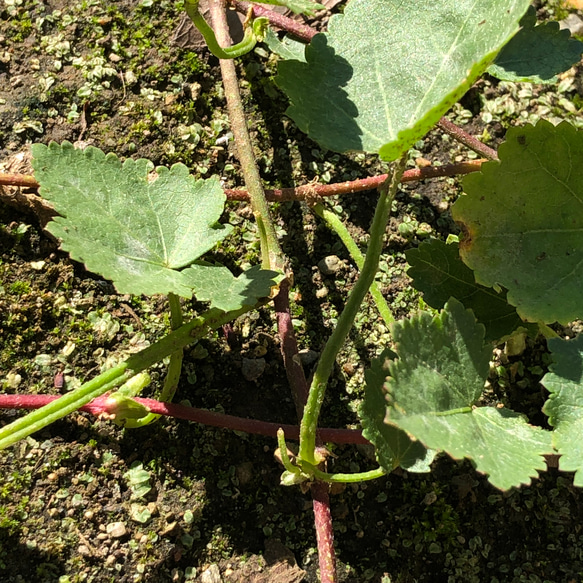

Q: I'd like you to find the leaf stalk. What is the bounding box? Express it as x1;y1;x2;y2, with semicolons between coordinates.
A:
298;155;408;465
0;304;257;450
209;0;285;273
312;202;395;326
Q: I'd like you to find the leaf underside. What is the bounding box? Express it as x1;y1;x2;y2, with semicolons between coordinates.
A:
32;142;232;298
276;0;530;160
489;7;583;83
452;120;583;324
369;298;552;490
406;239;528;342
542;335;583;486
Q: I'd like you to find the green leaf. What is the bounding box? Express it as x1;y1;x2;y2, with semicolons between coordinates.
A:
451;120;583;324
182;264;281;311
542;335;583;486
489;7;583;84
276;0;530;161
32;142;232;297
256;0;324;16
264;28;307;62
359;348;435;473
406;239;530;342
395;408;552;490
384;298;552;490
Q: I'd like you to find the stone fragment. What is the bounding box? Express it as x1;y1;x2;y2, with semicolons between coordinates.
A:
106;521;127;538
200;564;222;583
241;357;266;382
560;13;583;36
318;255;342;275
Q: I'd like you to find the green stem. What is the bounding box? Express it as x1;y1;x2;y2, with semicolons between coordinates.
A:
312;466;387;484
125;293;185;428
184;0;267;59
209;0;285;273
0;365;133;450
0;304;256;450
298;156;408;465
312;203;395;326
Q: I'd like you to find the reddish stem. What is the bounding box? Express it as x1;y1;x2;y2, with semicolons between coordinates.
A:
232;0;317;42
0;173;38;188
0;393;369;444
225;159;485;201
437;118;499;161
0;160;485;220
312;480;337;583
273;278;310;419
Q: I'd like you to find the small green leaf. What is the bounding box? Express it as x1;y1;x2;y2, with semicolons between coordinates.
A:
130;503;152;524
264;28;307;62
406;239;530;342
359;348;435;473
384;298;552;490
276;0;530;160
182;264;281;311
452;120;583;324
32;142;232;297
489;7;583;84
542;335;583;486
124;462;152;499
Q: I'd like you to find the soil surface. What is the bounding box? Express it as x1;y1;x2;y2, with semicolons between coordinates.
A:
2;0;583;582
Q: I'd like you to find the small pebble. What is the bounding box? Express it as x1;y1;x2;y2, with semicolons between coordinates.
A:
560;13;583;36
106;522;127;538
200;564;222;583
298;349;319;367
316;286;328;299
318;255;342;275
241;357;266;382
78;545;92;557
159;521;179;537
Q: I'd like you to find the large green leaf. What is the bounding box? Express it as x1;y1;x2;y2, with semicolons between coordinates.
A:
489;7;583;84
452;120;583;324
276;0;530;161
383;298;552;490
406;239;529;342
32;142;232;297
359;348;435;473
542;335;583;486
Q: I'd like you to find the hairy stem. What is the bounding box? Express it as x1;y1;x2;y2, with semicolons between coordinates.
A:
312;481;337;583
312;203;394;326
0;393;370;444
0;365;133;450
0;160;485;219
274;278;310;418
209;0;285;272
312;466;387;484
232;0;316;42
299;156;407;465
125;293;185;428
0;305;256;450
437;117;499;161
184;0;266;58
